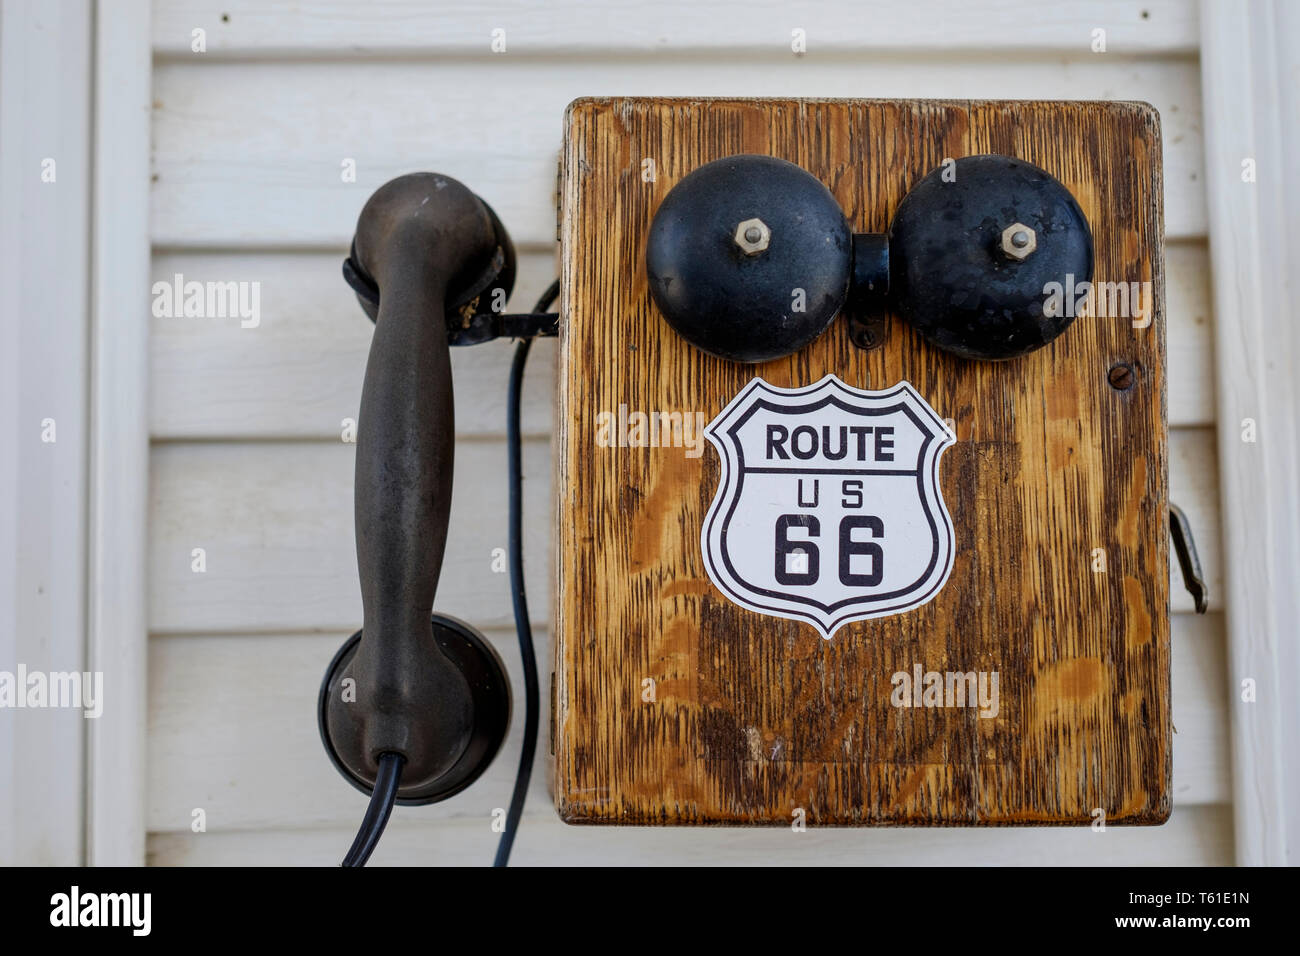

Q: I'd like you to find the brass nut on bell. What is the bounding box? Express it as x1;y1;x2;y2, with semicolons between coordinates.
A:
734;218;771;256
1000;222;1037;261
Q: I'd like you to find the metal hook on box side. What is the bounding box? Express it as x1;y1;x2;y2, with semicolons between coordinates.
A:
1170;502;1208;614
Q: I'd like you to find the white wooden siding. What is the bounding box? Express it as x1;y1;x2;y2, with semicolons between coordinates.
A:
0;0;93;867
1200;0;1300;865
151;1;1200;56
150;804;1234;867
149;57;1208;247
87;0;153;867
144;0;1232;865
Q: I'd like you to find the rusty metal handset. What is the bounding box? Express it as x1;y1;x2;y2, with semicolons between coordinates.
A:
318;173;554;866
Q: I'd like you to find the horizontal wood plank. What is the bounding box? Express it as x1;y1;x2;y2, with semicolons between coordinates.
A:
151;1;1198;57
149;251;559;439
1165;242;1216;426
1168;612;1229;806
150;58;1206;247
142;612;1228;834
149;242;1212;439
147;802;1232;866
147;427;1222;636
148;439;552;633
147;630;545;832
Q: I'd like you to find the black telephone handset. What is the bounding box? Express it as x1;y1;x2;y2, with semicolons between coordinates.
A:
319;174;518;865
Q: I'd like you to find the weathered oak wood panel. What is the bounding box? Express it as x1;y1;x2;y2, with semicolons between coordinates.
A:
555;97;1169;825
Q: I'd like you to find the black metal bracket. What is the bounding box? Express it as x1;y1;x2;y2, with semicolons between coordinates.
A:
344;249;558;346
1170;502;1209;614
445;310;560;345
846;233;890;351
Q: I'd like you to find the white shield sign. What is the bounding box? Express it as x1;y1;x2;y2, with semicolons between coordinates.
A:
701;374;956;638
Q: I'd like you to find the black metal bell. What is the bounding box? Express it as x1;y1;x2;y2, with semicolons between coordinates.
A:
646;154;852;363
888;155;1093;361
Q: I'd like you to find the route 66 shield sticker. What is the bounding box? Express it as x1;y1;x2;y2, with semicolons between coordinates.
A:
701;374;956;638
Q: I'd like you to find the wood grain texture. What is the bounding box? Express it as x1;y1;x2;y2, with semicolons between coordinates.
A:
555;97;1169;826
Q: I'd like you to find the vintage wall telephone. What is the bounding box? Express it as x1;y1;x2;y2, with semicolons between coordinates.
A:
317;98;1204;865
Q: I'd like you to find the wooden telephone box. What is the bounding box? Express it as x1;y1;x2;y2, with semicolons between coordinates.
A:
552;97;1168;826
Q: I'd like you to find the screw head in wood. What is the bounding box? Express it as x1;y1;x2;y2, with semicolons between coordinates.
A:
1108;363;1136;390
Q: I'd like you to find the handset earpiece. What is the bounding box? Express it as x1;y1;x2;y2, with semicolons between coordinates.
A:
343;190;517;332
645;153;1092;362
319;173;512;858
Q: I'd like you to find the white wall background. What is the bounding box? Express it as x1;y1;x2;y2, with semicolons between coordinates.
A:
0;0;1247;866
138;0;1232;865
0;0;93;867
